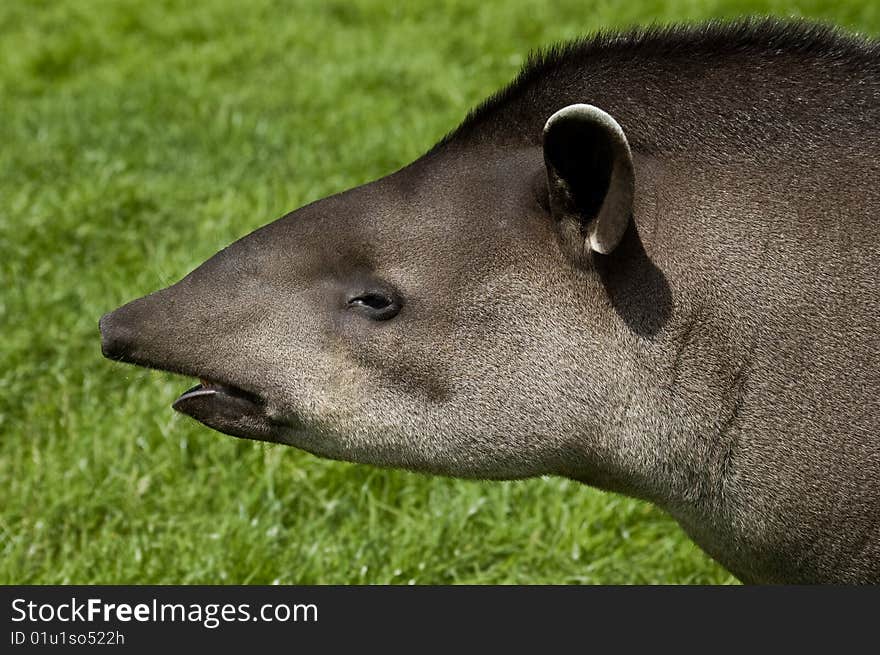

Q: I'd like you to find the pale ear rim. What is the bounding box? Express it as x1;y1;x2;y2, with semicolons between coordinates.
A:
543;103;630;148
543;104;634;255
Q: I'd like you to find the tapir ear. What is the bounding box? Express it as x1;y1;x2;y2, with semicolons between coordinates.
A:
543;104;635;256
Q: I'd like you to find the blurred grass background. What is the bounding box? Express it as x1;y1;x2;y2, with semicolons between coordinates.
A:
1;0;877;584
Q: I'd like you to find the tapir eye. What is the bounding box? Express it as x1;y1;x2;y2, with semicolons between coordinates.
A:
347;291;402;321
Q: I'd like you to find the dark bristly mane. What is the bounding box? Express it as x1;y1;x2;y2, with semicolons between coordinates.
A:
430;18;880;156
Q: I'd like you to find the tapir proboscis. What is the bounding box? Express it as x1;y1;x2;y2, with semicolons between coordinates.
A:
100;19;880;584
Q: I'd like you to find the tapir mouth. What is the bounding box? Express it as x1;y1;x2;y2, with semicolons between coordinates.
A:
171;378;280;442
174;379;264;411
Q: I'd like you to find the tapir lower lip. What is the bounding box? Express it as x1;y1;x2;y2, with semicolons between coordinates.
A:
172;382;278;442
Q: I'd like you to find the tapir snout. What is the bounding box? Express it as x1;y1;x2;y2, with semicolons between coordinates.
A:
99;238;299;443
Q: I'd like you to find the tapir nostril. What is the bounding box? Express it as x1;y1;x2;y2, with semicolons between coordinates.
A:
99;310;134;361
99;312;117;359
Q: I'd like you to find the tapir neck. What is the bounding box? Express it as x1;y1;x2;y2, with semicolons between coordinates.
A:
567;155;746;529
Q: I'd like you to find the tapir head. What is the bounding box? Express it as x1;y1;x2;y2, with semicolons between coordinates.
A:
101;105;644;482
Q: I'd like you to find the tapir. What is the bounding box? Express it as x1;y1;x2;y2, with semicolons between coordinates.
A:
100;19;880;584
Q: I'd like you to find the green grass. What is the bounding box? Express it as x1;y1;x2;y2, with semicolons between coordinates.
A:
1;0;876;585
